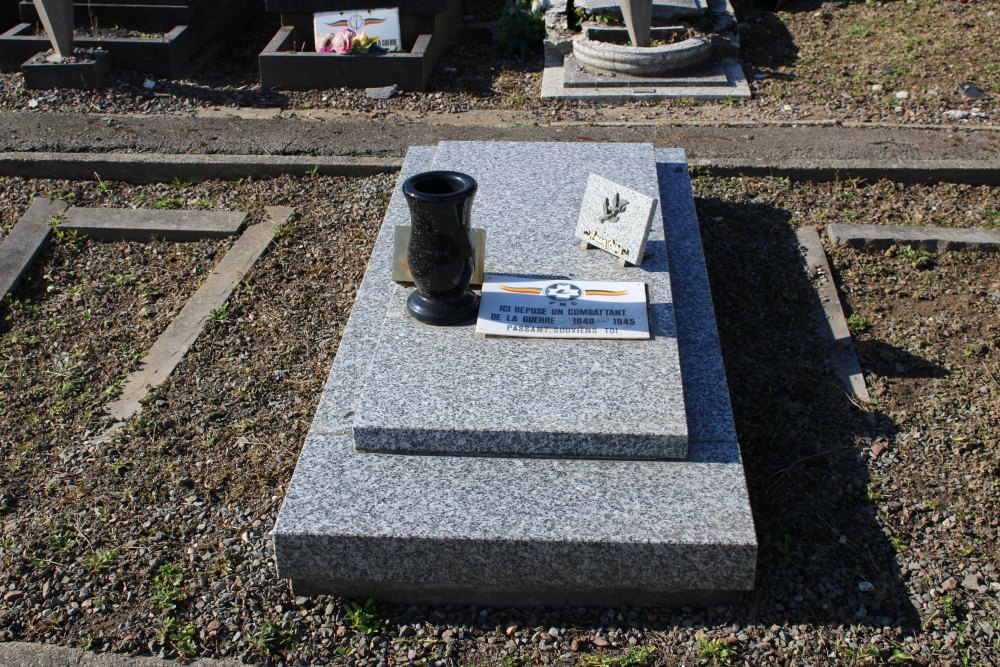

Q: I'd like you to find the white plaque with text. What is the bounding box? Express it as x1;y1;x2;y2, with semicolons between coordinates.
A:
475;275;650;339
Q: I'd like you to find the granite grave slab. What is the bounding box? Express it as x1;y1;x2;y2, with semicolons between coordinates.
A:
272;143;757;606
351;142;687;461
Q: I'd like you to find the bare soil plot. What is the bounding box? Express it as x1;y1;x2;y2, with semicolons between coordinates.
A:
1;174;998;665
744;0;999;120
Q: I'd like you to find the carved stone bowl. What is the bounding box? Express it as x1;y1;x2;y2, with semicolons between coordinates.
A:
572;26;713;77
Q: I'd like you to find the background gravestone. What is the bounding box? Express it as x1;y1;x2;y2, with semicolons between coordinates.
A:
258;0;462;91
1;0;253;76
32;0;72;58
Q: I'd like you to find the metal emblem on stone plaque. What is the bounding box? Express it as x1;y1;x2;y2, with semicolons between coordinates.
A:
575;173;657;267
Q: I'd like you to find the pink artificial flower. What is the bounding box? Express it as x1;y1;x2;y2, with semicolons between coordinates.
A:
318;34;335;53
331;28;355;55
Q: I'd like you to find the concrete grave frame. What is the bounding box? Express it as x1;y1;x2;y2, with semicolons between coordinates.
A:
0;201;291;434
0;22;193;75
0;0;252;76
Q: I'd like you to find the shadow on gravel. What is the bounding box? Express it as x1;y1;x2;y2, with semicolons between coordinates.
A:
694;195;920;633
733;0;799;74
854;340;949;380
323;199;922;663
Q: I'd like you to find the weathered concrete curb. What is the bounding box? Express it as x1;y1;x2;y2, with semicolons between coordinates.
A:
2;150;1000;186
827;223;1000;253
0;152;401;184
100;207;290;431
796;226;870;402
63;207;247;242
689;158;1000;186
0;642;241;667
0;198;67;300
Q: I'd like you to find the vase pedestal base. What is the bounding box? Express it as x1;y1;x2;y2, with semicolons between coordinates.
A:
406;289;478;326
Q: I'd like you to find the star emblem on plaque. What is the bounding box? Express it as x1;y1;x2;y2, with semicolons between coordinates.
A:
544;283;583;301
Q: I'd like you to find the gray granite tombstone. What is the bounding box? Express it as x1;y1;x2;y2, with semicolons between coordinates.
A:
273;141;757;606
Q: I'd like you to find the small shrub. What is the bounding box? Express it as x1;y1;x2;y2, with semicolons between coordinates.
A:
498;0;546;62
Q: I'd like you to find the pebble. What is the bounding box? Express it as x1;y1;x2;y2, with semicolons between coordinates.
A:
895;91;910;100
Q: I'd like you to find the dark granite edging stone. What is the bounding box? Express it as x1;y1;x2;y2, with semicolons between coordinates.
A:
0;198;67;301
0;23;195;76
21;49;112;90
827;222;1000;253
62;206;247;241
272;144;756;606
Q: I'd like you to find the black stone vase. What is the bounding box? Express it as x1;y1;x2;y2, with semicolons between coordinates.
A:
403;171;480;325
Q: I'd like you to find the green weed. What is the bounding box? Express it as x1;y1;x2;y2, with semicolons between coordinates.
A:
157;617;196;656
84;548;117;571
772;533;804;570
209;302;229;323
250;621;297;658
94;175;112;195
698;637;737;665
897;244;934;269
847;313;869;335
865;482;884;503
151;197;184;210
984;206;1000;228
47;215;84;245
112;273;137;285
152;562;186;611
342;598;382;634
578;647;656;666
104;378;125;398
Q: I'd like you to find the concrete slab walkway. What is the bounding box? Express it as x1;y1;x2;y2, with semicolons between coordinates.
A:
0;111;998;184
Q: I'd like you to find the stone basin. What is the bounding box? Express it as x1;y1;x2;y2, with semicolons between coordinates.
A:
572;26;713;77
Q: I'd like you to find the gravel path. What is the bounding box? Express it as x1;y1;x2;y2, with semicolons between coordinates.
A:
1;174;997;665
